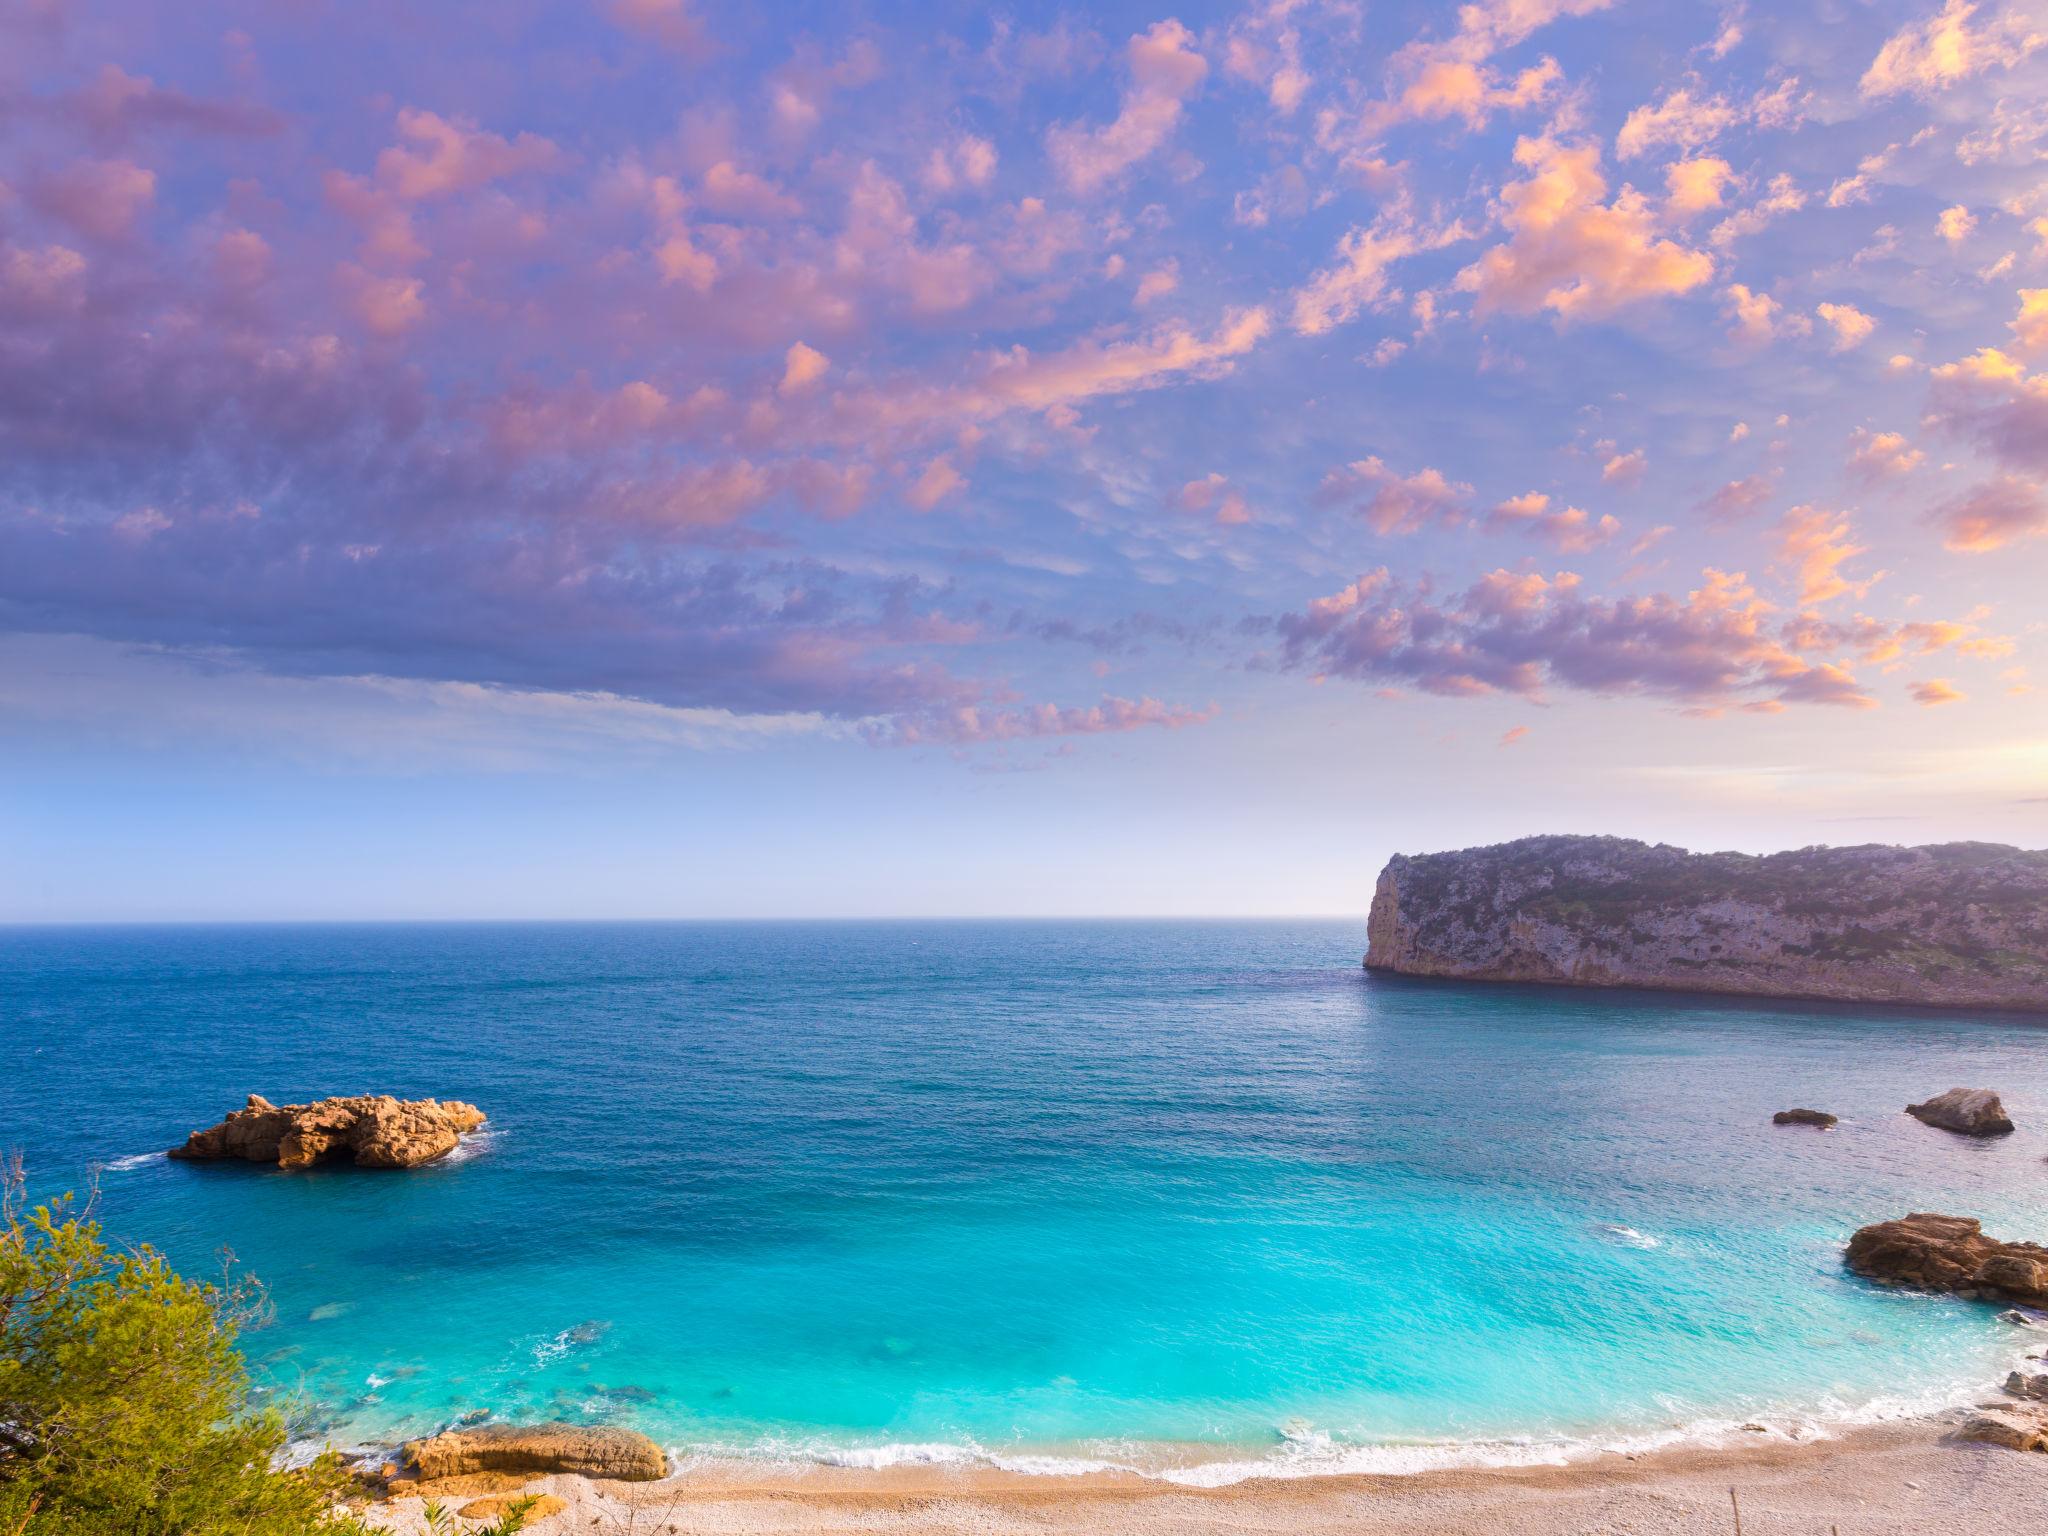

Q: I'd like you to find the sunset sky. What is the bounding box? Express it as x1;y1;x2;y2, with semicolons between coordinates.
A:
3;0;2047;920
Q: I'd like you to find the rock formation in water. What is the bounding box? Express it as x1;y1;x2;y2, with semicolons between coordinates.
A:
403;1424;667;1482
1365;835;2048;1009
1844;1214;2048;1305
1772;1108;1838;1128
167;1094;486;1169
1905;1087;2015;1136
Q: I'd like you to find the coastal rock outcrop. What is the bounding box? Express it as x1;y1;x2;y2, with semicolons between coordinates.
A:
1773;1109;1838;1128
1954;1407;2048;1452
403;1424;667;1483
168;1094;486;1169
1844;1214;2048;1305
458;1495;569;1521
2006;1372;2048;1401
1364;835;2048;1010
1905;1087;2015;1137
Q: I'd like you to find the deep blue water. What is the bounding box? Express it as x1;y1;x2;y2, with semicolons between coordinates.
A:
4;920;2046;1479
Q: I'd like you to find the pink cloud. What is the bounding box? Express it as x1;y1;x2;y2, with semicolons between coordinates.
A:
1319;458;1469;536
1486;492;1620;551
1270;565;1879;710
1845;427;1923;480
1908;677;1965;706
1456;137;1714;320
1861;0;2042;98
375;108;565;201
1934;474;2048;551
1774;505;1873;607
1047;19;1207;194
605;0;713;56
29;157;155;240
886;693;1217;745
1176;473;1253;525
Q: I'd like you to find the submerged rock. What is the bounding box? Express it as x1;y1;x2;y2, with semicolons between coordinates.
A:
1905;1087;2014;1137
1845;1214;2048;1305
403;1423;667;1483
1363;836;2048;1009
168;1094;486;1169
1954;1407;2048;1452
1773;1108;1838;1128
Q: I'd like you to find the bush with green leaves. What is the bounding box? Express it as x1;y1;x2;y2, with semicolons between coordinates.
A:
0;1161;367;1536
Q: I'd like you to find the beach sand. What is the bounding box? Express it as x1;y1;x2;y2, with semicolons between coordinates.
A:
367;1414;2045;1535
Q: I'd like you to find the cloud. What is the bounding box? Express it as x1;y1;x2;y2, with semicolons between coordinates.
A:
1485;492;1620;550
1846;427;1924;480
1925;346;2048;472
2012;288;2048;352
1815;301;1876;351
1601;447;1647;485
605;0;713;55
1325;0;1611;140
1938;204;1978;244
1665;157;1735;216
920;136;998;194
1499;724;1530;746
1909;677;1965;706
1721;282;1807;345
699;160;801;219
1176;473;1252;525
883;693;1217;745
905;456;966;510
1614;76;1806;162
1774;505;1873;606
1455;137;1714;320
1697;472;1778;521
1047;19;1207;193
779;341;830;394
1318;457;1470;535
374;108;565;200
1934;474;2048;550
1708;174;1805;249
1135;261;1180;306
1266;565;1876;710
1860;0;2043;98
1291;201;1467;335
28;157;155;240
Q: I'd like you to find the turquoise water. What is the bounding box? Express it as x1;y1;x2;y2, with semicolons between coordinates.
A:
4;920;2046;1479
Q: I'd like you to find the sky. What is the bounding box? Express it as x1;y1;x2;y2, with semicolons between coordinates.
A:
3;0;2047;921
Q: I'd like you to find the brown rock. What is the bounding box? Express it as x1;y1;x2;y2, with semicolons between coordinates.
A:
2004;1372;2048;1401
403;1424;666;1483
1954;1407;2048;1452
1772;1108;1837;1128
457;1495;569;1522
1845;1213;2048;1305
167;1094;486;1169
1905;1087;2014;1136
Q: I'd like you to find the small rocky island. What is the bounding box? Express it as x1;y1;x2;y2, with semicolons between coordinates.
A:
1365;835;2048;1010
168;1093;487;1169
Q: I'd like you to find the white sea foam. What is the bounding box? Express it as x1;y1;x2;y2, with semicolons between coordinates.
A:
99;1151;166;1172
437;1128;503;1166
653;1347;2035;1488
1595;1223;1664;1250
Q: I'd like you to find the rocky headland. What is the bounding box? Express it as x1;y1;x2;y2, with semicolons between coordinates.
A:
168;1093;486;1169
1365;835;2048;1009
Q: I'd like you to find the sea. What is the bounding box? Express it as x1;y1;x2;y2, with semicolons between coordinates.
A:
3;919;2044;1482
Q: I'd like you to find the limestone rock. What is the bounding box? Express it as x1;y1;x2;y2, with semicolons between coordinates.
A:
168;1094;486;1169
2004;1372;2048;1401
1954;1407;2048;1452
458;1495;569;1522
1905;1087;2015;1137
1773;1109;1838;1128
1844;1213;2048;1306
403;1424;666;1483
1363;836;2048;1010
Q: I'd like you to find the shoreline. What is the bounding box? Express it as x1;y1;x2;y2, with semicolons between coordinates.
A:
361;1411;2046;1533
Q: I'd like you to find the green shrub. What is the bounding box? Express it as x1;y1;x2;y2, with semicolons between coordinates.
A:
0;1161;366;1536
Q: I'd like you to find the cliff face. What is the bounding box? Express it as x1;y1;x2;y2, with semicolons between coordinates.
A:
1365;835;2048;1010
